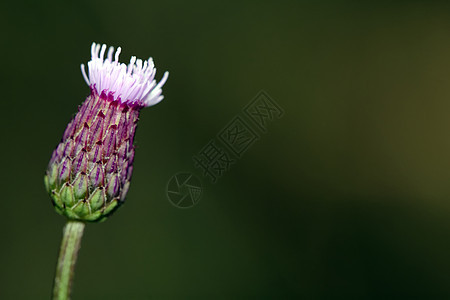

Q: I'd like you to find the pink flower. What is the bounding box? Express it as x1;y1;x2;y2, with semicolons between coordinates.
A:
45;42;169;222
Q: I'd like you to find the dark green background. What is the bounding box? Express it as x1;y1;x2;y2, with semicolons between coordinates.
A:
2;0;450;299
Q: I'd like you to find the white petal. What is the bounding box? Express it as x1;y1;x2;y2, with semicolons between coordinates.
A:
81;42;168;107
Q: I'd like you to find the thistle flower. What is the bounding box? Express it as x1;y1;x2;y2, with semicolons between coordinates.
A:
44;43;169;222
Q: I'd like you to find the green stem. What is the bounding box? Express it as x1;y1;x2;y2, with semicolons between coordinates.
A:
52;220;85;300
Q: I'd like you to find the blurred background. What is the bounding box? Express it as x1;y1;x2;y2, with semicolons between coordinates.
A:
1;0;450;298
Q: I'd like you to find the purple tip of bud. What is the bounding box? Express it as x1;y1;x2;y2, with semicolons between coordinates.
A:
59;158;72;183
89;163;105;188
107;173;120;198
105;155;117;174
72;149;88;175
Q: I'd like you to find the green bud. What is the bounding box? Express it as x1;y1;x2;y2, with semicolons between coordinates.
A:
88;188;105;211
60;183;75;207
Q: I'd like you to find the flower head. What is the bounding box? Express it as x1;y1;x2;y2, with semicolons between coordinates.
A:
44;42;168;222
81;43;169;107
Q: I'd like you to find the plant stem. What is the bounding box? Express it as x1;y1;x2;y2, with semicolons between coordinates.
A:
52;220;85;300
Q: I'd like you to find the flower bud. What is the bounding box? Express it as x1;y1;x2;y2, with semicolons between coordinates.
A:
45;43;168;222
